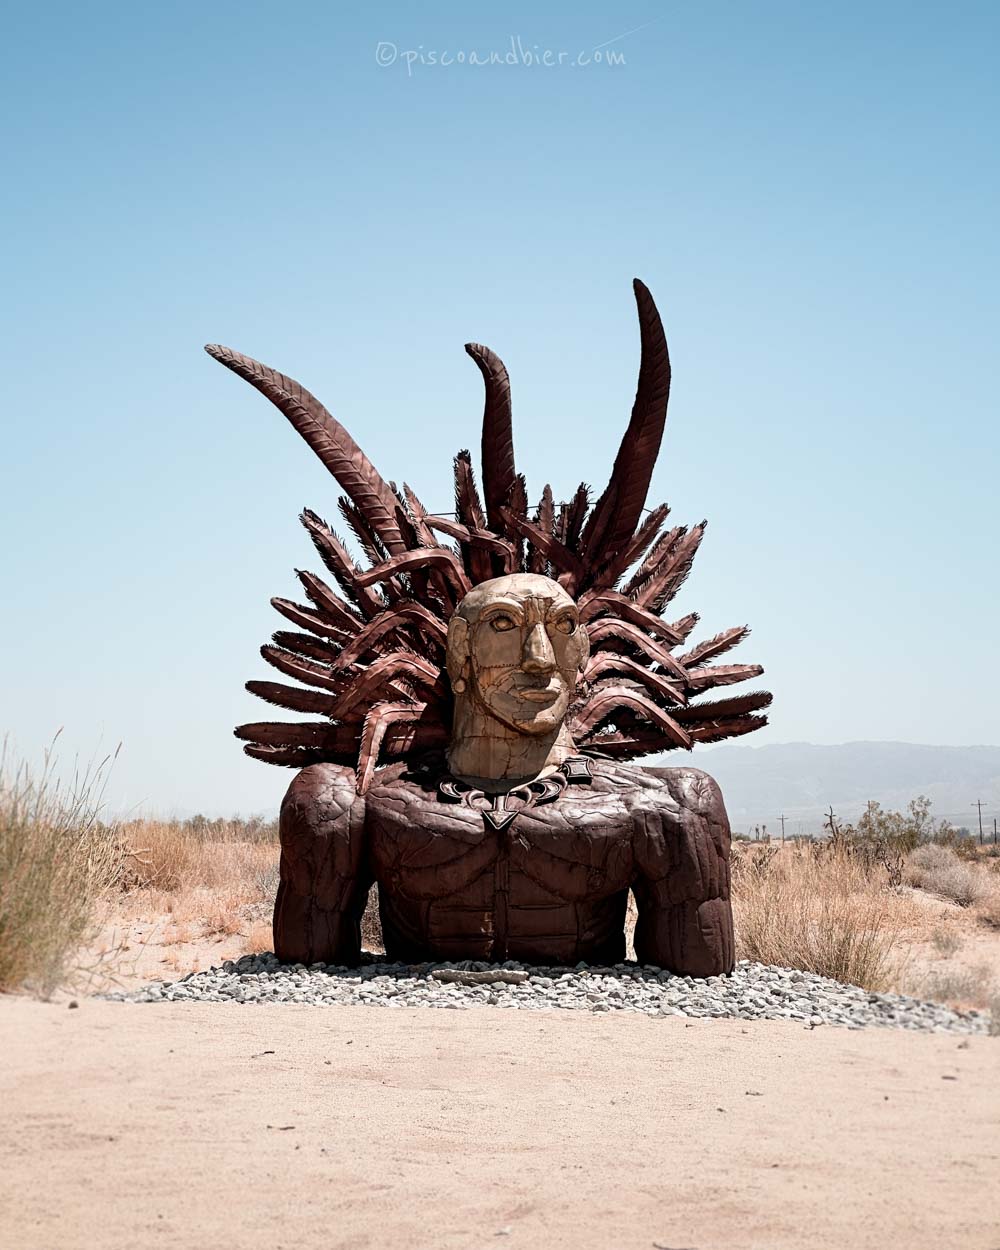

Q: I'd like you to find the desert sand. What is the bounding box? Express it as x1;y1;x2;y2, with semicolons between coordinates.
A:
2;998;999;1250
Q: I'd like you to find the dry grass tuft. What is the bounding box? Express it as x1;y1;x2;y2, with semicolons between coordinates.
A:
732;843;916;991
0;739;123;995
110;815;280;957
973;892;1000;931
930;925;964;957
905;844;992;908
903;962;996;1011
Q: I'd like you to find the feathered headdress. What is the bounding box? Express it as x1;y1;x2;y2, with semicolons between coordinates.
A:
207;279;771;792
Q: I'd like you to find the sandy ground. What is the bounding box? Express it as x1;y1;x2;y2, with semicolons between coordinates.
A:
2;998;999;1250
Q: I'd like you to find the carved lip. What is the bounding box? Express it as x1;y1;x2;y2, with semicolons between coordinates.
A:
513;684;561;704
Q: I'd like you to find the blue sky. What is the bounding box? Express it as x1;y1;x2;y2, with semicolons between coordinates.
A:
1;2;997;816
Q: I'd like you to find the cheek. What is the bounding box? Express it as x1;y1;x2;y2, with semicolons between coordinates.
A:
472;625;522;670
552;631;586;676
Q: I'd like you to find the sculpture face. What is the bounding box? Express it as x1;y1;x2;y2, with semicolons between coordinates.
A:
447;574;589;737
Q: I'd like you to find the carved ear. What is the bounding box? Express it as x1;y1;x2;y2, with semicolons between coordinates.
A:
445;614;471;687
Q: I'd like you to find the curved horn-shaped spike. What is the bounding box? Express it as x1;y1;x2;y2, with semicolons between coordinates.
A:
206;344;407;554
465;342;515;532
580;279;671;564
581;655;688;705
572;686;692;748
355;548;472;597
332;602;449;670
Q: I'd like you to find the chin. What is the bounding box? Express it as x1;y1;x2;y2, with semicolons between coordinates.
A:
511;718;560;737
510;704;568;736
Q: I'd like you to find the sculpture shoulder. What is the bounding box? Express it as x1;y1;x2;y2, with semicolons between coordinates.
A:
637;764;726;816
281;763;365;828
365;753;452;810
585;758;726;821
599;760;731;886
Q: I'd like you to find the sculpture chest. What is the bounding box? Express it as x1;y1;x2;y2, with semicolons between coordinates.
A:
365;768;637;963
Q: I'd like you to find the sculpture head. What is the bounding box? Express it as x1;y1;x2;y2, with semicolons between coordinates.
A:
446;574;589;739
211;278;771;794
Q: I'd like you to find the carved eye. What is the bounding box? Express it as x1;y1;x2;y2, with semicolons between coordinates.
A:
553;615;578;636
490;614;517;633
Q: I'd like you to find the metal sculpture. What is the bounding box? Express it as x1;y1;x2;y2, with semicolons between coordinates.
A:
206;279;771;975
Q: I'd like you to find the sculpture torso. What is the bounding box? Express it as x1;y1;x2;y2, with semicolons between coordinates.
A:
276;752;735;975
369;755;635;965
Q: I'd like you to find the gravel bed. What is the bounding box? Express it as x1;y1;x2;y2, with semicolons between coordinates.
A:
104;956;991;1034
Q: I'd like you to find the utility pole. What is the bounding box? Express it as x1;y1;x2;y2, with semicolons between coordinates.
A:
994;817;998;846
974;799;984;845
779;813;786;842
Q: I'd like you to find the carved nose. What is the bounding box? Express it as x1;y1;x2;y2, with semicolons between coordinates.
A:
521;622;556;674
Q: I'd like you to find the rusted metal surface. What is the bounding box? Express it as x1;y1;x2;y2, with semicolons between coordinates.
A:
208;279;770;972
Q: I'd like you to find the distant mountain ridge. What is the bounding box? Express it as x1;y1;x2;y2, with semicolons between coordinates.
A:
661;742;1000;836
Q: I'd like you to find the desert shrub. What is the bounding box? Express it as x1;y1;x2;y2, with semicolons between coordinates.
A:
974;892;1000;930
118;817;279;893
179;813;278;843
907;843;956;874
905;844;992;907
904;962;995;1010
0;740;123;994
733;844;908;991
930;925;963;957
848;796;955;855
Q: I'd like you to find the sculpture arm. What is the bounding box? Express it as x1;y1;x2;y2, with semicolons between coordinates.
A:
630;767;735;977
273;764;371;966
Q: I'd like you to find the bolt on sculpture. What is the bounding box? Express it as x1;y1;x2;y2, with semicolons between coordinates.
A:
206;279;771;976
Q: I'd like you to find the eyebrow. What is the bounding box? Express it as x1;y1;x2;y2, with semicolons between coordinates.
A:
480;599;524;613
477;595;576;621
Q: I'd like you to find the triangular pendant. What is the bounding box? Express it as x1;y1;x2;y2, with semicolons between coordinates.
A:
482;808;518;833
